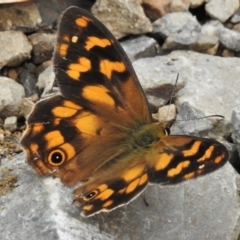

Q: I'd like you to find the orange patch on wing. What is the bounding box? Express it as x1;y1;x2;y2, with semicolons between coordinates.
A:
82;85;114;107
32;124;44;134
85;36;111;50
75;113;100;135
214;155;223;164
103;200;114;208
45;130;64;149
29;143;39;153
67;57;91;80
75;16;91;27
126;178;139;194
52;106;77;118
82;204;93;212
122;165;145;182
154;153;174;171
60;143;76;160
183;172;195;180
96;189;114;201
167;161;190;177
58;43;69;57
139;174;148;185
100;60;126;79
198;145;214;162
63;100;82;109
182;141;201;157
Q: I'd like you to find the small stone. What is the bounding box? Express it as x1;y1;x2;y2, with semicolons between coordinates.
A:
3;116;17;132
153;104;176;122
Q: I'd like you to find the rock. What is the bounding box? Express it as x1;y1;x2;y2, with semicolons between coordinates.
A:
0;31;32;69
0;77;25;118
142;0;172;20
91;0;152;39
0;152;238;240
37;65;56;98
0;1;42;32
28;33;56;64
133;51;240;124
190;0;205;8
3;116;17;132
152;11;201;40
231;110;240;156
202;20;240;51
121;36;159;62
205;0;239;23
170;0;190;12
152;104;176;122
231;9;240;23
19;63;38;98
171;102;215;135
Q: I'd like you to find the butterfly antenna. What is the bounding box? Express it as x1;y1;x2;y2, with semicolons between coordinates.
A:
169;73;179;105
164;74;179;124
176;114;225;122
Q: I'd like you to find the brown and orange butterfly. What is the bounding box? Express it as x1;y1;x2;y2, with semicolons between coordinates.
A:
20;7;229;217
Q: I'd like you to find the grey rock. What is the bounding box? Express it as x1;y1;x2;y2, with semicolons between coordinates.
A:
37;65;56;98
121;36;159;62
171;102;214;135
0;2;42;32
152;11;201;39
0;31;32;69
231;10;240;23
202;20;240;51
205;0;239;22
19;63;38;98
0;151;238;240
133;51;240;125
219;27;240;51
3;116;17;132
91;0;152;39
231;110;240;156
0;77;25;118
28;33;56;64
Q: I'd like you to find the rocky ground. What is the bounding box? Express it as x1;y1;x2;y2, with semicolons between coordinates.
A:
0;0;240;240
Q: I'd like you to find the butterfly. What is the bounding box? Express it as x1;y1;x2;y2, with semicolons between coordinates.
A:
20;6;229;217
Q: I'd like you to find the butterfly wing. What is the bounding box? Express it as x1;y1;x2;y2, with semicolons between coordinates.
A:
72;134;228;217
54;7;151;124
147;135;229;184
21;7;152;185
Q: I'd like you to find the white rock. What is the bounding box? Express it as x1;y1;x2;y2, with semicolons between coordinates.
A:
3;116;17;132
205;0;239;22
0;77;25;117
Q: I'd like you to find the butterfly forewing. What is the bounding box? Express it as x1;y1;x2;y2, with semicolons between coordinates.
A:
54;7;151;124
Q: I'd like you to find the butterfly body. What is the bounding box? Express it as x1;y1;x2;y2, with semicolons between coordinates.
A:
20;7;228;217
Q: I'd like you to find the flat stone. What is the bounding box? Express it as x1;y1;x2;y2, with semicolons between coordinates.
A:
133;51;240;124
91;0;152;39
0;31;32;69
